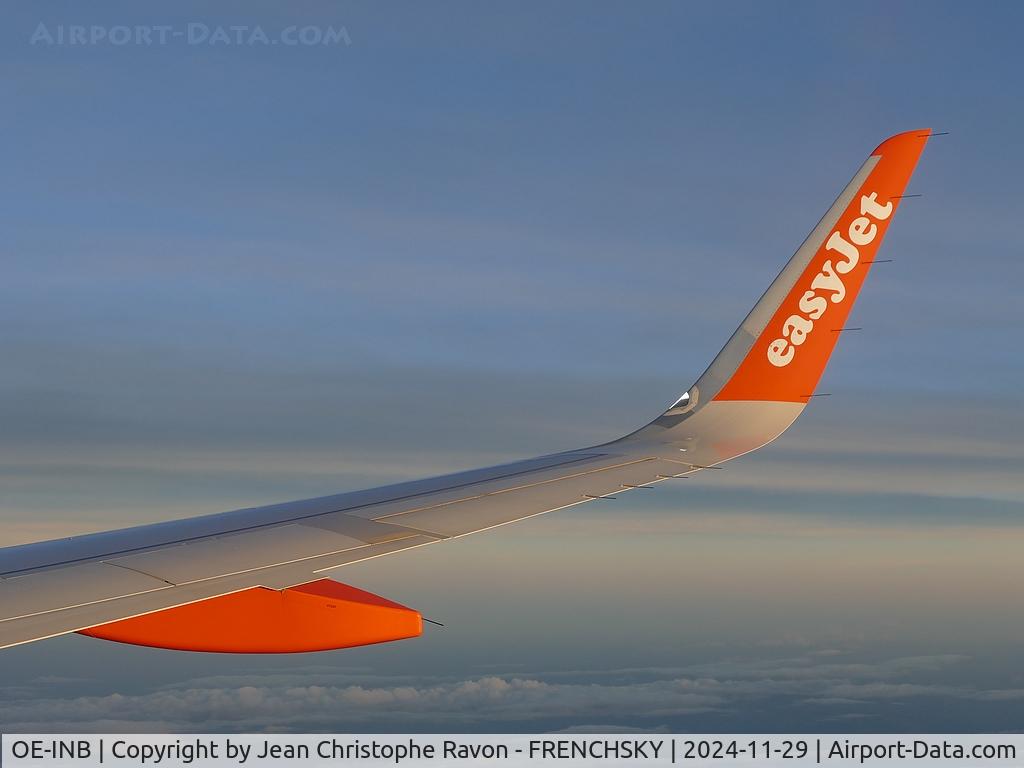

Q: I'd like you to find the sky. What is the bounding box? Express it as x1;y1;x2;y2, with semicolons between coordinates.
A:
1;0;1023;733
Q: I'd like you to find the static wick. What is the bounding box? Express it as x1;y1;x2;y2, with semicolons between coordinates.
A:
583;493;617;500
423;618;445;628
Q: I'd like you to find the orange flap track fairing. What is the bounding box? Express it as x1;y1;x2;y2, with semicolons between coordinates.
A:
78;579;422;653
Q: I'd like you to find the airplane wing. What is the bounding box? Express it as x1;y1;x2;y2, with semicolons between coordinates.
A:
0;130;931;652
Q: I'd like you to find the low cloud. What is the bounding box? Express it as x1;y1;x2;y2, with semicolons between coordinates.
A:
4;651;1017;733
0;675;721;733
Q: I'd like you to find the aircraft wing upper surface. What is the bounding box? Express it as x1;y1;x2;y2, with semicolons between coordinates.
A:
0;130;931;652
0;448;699;649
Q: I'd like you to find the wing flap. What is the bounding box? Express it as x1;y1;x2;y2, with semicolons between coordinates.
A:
107;523;369;585
0;562;169;622
379;456;659;537
300;514;432;544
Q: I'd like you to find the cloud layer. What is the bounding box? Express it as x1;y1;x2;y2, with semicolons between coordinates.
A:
7;652;1024;733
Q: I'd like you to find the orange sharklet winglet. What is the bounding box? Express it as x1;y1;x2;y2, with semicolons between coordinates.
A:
714;129;930;403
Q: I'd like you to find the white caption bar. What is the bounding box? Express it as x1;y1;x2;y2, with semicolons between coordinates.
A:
2;735;1021;768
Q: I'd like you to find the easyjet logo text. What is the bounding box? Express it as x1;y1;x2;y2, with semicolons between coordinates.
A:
766;192;892;367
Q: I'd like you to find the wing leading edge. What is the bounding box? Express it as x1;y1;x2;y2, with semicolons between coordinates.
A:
0;130;930;651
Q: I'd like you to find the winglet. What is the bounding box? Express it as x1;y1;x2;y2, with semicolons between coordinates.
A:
703;129;930;404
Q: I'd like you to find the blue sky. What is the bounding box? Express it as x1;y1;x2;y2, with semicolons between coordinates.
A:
1;1;1023;732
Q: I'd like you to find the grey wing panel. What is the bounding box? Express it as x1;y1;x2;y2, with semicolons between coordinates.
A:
0;563;169;623
0;451;606;577
371;456;663;537
107;524;370;585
